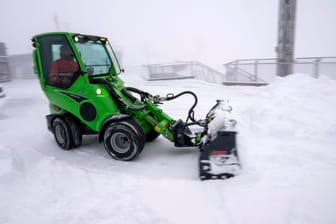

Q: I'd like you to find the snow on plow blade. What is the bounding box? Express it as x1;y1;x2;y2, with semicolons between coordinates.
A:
199;131;240;180
199;100;241;180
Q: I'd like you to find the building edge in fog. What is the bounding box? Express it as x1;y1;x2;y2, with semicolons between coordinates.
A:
1;42;35;81
0;42;11;81
8;54;35;79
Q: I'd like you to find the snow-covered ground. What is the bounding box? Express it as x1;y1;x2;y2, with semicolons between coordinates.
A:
0;74;336;224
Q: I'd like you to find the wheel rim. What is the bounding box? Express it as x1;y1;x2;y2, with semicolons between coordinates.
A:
55;125;65;145
110;133;130;153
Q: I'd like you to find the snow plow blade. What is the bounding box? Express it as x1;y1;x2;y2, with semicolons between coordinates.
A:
198;99;241;180
199;131;240;180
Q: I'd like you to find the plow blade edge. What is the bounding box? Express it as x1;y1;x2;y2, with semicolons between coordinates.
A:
199;131;241;180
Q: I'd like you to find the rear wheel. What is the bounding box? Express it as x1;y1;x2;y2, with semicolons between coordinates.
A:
64;116;82;148
52;116;82;150
103;120;145;161
52;117;73;150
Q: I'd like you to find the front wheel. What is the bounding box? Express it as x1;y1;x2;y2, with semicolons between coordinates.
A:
103;120;145;161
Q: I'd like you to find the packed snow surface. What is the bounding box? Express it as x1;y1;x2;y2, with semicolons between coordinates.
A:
0;74;336;224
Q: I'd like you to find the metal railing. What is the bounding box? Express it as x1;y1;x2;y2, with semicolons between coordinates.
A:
143;61;272;86
143;61;194;80
224;57;336;82
143;61;225;83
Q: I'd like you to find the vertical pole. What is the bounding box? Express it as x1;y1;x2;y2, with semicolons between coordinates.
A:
276;0;297;77
254;60;259;82
234;61;238;81
313;58;321;78
54;13;60;31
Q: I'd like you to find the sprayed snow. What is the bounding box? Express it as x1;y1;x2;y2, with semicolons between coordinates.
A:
0;74;336;224
205;99;236;140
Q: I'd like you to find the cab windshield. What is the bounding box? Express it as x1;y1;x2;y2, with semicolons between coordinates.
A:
74;36;121;76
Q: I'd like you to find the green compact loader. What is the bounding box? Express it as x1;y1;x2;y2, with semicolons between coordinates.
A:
32;32;241;180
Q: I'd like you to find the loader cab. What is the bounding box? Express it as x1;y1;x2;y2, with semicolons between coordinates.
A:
32;32;126;133
35;34;80;89
33;33;122;89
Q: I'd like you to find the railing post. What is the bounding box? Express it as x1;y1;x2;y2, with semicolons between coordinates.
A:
254;60;259;81
224;64;231;82
234;61;238;81
313;58;321;78
190;61;195;78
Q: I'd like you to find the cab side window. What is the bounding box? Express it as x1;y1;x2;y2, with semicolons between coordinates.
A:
38;35;80;89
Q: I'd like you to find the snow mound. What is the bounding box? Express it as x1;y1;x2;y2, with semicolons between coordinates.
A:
238;74;336;142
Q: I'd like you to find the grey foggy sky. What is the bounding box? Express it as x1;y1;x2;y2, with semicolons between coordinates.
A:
0;0;335;66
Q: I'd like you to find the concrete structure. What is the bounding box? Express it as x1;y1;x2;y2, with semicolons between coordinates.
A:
0;42;11;82
8;54;35;79
276;0;297;77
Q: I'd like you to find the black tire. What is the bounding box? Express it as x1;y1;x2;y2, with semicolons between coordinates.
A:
129;120;146;151
52;117;73;150
103;120;145;161
145;129;160;142
64;116;82;148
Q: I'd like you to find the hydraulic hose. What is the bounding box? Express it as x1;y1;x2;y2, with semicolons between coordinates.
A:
163;91;205;126
164;91;197;123
122;87;152;103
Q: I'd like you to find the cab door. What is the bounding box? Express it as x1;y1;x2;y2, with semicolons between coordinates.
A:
37;34;80;89
34;34;89;117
